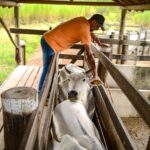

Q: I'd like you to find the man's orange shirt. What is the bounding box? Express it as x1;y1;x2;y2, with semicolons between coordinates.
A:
44;17;91;53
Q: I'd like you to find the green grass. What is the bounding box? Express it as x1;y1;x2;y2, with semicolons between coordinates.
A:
1;4;150;28
0;29;16;85
0;24;41;85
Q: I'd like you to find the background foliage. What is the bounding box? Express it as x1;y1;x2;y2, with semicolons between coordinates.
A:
0;4;150;84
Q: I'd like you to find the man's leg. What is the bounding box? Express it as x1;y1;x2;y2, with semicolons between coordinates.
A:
38;36;54;95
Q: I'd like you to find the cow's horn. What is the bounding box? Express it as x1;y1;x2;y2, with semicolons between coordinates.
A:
85;68;93;74
65;66;71;74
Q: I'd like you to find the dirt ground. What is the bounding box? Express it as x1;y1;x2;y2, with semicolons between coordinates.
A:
27;47;43;67
122;117;149;150
28;48;150;150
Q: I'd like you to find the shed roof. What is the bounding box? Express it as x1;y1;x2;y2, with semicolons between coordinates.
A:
0;0;150;10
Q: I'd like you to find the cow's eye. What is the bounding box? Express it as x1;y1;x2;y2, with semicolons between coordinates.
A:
83;78;86;82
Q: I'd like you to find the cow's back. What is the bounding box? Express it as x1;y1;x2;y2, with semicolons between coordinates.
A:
53;100;97;139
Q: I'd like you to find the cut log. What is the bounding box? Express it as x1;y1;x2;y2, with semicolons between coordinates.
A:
1;87;38;150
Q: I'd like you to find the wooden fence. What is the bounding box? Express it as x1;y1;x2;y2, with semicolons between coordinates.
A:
14;43;149;150
9;28;150;65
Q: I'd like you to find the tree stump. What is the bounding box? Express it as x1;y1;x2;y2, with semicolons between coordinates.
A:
1;87;38;150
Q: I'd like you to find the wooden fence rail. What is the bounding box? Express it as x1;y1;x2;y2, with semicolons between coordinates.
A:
92;43;150;127
94;85;137;150
10;28;150;47
19;54;58;150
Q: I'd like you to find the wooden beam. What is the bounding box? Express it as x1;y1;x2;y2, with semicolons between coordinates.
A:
112;54;150;61
10;28;47;35
59;64;83;69
19;0;121;6
123;4;150;10
0;18;19;48
23;55;57;150
9;28;150;47
93;86;124;149
98;85;137;149
92;44;150;127
99;38;150;46
0;0;18;7
117;9;127;64
59;54;84;60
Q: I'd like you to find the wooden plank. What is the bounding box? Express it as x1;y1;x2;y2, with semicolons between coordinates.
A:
117;9;127;64
0;0;18;7
59;54;84;60
22;55;57;150
10;28;47;35
93;86;124;149
0;130;4;150
99;85;137;149
99;38;150;46
0;67;19;94
112;54;150;61
146;137;150;150
0;110;3;132
18;0;120;6
70;48;84;63
38;107;47;146
25;66;40;87
58;64;83;69
124;4;150;10
17;66;34;87
39;73;58;150
41;52;59;150
32;68;42;90
92;43;150;127
0;65;28;94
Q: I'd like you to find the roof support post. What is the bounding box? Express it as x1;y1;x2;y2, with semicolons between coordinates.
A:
116;9;127;64
14;6;21;65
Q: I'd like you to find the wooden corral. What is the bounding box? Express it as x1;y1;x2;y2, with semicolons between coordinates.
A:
0;0;150;150
0;45;149;150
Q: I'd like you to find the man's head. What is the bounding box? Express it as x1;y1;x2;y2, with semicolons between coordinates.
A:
89;14;105;31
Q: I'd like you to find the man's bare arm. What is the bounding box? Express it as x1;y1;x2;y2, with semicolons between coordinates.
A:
91;32;108;47
84;44;97;78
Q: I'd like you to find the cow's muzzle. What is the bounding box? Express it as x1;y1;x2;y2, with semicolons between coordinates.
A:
68;90;78;101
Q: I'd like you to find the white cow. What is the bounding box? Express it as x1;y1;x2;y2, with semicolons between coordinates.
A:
58;64;95;118
52;72;105;150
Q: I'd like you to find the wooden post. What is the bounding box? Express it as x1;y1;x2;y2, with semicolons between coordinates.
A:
109;32;115;54
146;137;150;150
121;35;128;64
14;6;21;65
98;51;111;85
93;86;124;150
20;40;26;65
116;9;127;64
133;32;140;65
142;31;147;56
1;87;38;150
148;47;150;56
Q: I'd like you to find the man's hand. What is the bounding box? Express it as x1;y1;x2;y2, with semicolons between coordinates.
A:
90;76;102;85
15;48;21;65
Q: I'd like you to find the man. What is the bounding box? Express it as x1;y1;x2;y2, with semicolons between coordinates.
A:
38;14;108;95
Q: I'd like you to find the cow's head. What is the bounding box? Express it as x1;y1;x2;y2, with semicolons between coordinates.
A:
67;72;90;104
